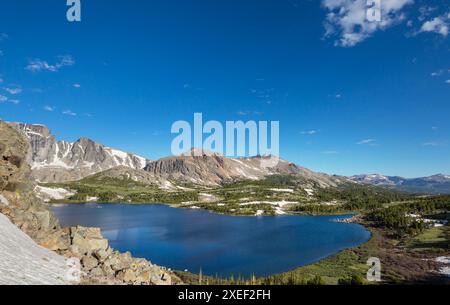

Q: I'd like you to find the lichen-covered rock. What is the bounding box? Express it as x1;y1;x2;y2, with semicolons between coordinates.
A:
105;251;133;272
81;255;99;271
70;226;109;255
93;247;112;262
39;228;70;251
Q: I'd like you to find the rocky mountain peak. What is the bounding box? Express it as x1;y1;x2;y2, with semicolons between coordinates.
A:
8;122;150;183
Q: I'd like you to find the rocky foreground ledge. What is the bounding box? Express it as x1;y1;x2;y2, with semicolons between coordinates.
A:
0;121;180;285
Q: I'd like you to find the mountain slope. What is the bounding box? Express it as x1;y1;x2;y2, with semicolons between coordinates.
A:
7;122;347;189
144;149;346;187
350;174;450;194
9;122;150;183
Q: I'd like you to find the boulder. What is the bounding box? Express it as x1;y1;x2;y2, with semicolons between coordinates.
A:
70;226;109;255
81;255;99;271
89;266;104;278
39;228;70;251
93;247;112;262
117;269;137;284
105;251;133;272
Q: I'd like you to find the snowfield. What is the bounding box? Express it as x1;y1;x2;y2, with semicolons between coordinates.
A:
35;186;75;202
0;213;74;285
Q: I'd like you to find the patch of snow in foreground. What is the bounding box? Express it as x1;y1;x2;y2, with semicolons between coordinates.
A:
240;200;297;207
304;188;314;196
438;266;450;277
159;180;174;190
436;256;450;264
255;210;264;216
270;188;294;193
436;257;450;278
35;186;75;202
0;194;9;206
0;213;73;285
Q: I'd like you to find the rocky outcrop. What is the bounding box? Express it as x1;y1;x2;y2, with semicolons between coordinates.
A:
0;121;180;285
40;226;174;285
8;122;150;183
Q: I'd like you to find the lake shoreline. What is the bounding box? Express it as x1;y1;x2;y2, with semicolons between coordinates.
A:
52;202;372;280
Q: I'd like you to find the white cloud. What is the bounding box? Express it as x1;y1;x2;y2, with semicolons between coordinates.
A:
422;141;446;147
431;69;445;76
446;80;450;84
73;83;81;88
3;86;22;95
420;16;449;36
301;130;320;135
8;99;19;105
44;105;54;112
62;110;77;116
0;95;7;102
357;138;376;145
25;55;75;72
322;0;413;47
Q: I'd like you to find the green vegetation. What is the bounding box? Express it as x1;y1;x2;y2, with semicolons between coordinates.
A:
366;196;450;237
44;173;449;285
45;174;198;205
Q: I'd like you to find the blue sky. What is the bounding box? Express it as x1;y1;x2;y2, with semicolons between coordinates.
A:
0;0;449;177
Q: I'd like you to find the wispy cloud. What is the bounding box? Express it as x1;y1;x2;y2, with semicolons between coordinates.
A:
73;83;81;88
44;105;54;112
431;69;448;77
357;138;376;145
0;95;7;102
25;55;75;72
62;109;77;116
422;140;447;147
301;130;320;135
3;86;22;95
322;0;413;47
446;80;450;84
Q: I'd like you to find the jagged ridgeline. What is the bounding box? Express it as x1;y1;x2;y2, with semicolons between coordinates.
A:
9;122;348;188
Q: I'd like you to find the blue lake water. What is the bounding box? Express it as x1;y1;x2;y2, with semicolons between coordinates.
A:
52;203;371;277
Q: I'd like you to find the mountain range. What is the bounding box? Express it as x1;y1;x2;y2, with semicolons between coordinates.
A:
8;122;450;194
349;174;450;194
